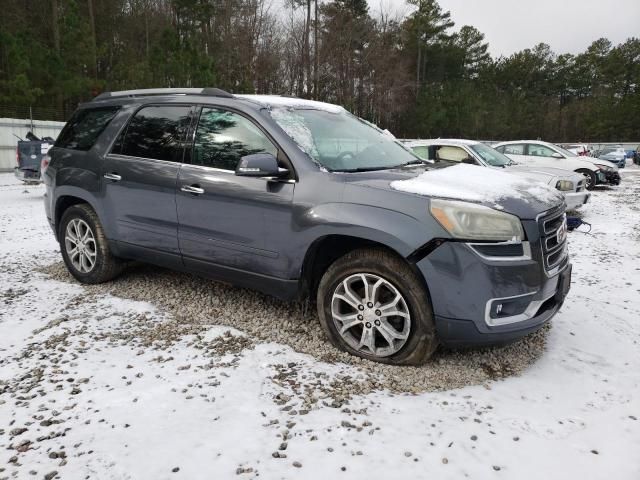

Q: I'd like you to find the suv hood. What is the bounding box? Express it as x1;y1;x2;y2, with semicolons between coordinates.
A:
341;163;564;220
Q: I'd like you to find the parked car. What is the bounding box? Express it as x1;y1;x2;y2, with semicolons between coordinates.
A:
597;146;627;168
14;132;54;184
562;144;592;156
493;140;620;188
403;139;590;210
44;88;572;365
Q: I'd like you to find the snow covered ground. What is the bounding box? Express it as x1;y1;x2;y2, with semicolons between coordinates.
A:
0;170;639;480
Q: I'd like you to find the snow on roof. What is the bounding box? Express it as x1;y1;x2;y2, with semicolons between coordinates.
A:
390;163;562;206
236;95;344;114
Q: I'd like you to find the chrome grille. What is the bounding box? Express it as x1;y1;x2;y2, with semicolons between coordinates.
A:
539;207;568;273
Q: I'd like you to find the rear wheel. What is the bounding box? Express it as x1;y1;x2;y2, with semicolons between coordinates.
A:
576;169;597;190
317;248;437;365
59;204;123;284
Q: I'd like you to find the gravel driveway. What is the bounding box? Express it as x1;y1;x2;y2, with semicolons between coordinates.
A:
1;171;639;479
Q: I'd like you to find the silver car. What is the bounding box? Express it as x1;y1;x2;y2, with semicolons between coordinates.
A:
404;139;590;210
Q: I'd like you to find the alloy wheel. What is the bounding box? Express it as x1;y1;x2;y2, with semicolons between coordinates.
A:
331;273;411;358
64;218;97;273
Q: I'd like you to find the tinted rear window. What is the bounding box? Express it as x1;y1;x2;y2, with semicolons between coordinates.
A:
56;107;119;150
116;105;191;162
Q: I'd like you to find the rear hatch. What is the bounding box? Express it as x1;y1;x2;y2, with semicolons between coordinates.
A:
16;140;51;173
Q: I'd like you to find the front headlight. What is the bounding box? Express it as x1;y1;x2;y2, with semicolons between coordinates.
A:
596;164;612;172
430;199;525;242
555;180;575;191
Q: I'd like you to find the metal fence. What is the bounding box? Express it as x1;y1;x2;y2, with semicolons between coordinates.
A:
0;105;70;123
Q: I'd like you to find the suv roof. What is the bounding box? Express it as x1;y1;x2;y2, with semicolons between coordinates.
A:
90;88;344;113
93;87;234;100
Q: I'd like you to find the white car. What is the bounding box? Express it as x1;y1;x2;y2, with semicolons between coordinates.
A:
493;140;619;189
403;139;590;210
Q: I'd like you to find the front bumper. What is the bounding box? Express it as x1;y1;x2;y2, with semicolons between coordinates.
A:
416;229;571;347
564;191;590;210
598;170;620;185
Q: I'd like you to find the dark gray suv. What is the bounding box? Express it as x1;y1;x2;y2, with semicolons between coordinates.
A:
43;88;572;365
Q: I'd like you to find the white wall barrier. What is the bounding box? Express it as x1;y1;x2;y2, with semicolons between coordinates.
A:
0;118;65;172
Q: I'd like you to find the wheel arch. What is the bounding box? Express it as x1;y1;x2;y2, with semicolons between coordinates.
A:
299;234;429;301
54;191;101;239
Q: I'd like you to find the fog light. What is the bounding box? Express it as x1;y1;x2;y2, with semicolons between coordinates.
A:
489;296;531;319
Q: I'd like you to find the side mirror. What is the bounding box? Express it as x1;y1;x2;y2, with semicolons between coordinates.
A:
235;153;287;179
551;152;563;159
461;157;476;165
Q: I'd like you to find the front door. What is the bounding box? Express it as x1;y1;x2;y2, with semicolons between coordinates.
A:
524;143;564;168
176;106;295;278
101;104;192;256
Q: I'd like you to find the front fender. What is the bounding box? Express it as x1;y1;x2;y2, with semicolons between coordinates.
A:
297;202;449;258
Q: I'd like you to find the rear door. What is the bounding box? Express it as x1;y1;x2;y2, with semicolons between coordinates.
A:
176;106;295;278
101;105;192;257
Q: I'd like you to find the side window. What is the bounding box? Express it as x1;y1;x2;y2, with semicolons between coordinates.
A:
435;146;470;162
411;145;430;160
502;144;525;155
118;105;191;162
527;144;557;157
192;107;277;170
56;107;120;151
494;145;505;153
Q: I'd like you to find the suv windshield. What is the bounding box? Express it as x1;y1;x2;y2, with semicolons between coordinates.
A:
269;108;420;172
470;143;512;167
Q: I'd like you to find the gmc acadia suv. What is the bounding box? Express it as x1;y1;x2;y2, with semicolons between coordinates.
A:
43;88;572;365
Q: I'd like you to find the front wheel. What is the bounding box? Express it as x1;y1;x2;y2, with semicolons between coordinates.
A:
576;169;597;190
317;248;438;365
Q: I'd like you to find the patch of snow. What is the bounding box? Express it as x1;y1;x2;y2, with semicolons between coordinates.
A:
390;163;562;205
237;95;344;114
1;173;639;479
268;107;321;161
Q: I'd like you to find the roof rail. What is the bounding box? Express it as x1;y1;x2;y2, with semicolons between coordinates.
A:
93;88;233;101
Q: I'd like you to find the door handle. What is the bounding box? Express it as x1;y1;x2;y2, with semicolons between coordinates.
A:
181;185;205;195
104;173;122;181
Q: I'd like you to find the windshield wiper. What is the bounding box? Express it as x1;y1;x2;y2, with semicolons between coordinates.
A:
332;166;397;173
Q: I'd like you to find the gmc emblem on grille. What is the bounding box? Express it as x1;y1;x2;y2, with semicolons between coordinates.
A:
557;218;567;244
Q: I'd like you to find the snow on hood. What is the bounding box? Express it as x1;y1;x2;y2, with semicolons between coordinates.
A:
390;164;562;208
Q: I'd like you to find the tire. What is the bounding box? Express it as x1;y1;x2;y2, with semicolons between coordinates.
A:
576;169;597;190
59;204;123;284
317;248;438;365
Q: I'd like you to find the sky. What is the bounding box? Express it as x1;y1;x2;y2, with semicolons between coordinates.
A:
370;0;640;57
